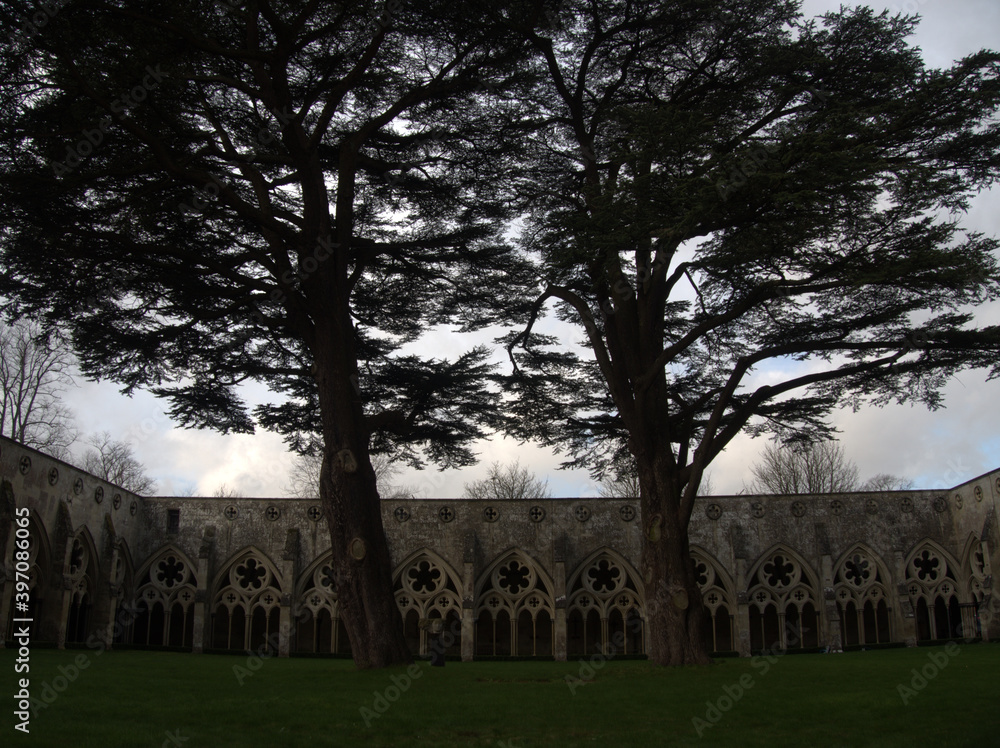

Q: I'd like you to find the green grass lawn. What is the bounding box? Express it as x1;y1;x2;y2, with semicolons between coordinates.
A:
3;643;997;747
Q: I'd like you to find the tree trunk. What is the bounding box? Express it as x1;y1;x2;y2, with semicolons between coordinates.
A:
313;323;411;669
637;450;712;666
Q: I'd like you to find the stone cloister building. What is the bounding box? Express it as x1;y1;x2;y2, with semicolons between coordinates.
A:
1;435;997;659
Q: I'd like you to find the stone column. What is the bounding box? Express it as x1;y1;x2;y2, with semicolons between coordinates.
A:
893;549;917;646
820;554;841;652
193;530;213;654
278;594;292;657
735;558;751;656
461;558;475;662
553;556;567;662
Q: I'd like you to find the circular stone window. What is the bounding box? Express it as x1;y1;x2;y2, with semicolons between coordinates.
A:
48;467;59;486
706;503;722;520
619;505;636;522
528;505;546;523
750;502;765;519
574;505;591;522
482;506;499;522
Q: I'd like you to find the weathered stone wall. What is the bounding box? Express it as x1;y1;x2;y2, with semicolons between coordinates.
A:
2;435;997;659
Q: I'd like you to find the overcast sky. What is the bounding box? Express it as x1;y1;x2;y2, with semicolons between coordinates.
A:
56;0;1000;499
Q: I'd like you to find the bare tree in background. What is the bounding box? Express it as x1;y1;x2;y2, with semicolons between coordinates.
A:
83;431;157;495
746;441;909;494
287;447;413;500
0;319;78;459
859;473;914;492
600;459;713;499
213;484;244;499
463;460;551;500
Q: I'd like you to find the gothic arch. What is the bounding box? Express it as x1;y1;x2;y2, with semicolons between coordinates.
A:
64;527;100;644
392;548;463;656
211;546;282;653
904;539;965;641
109;539;136;644
746;544;821;651
961;533;989;638
132;544;198;648
566;548;645;657
832;543;893;646
691;546;736;653
475;549;555;657
292;551;348;655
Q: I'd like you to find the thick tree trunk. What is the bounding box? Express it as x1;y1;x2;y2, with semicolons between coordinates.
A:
637;450;712;666
313;322;411;669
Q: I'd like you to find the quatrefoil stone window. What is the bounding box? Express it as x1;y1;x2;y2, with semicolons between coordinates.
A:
844;554;871;586
706;503;722;520
48;467;59;485
575;505;591;522
307;506;322;521
830;499;844;515
619;505;636;522
763;555;796;588
865;498;879;516
900;497;913;514
791;501;806;518
497;561;532;595
156;556;185;588
407;561;441;594
438;506;455;523
224;506;238;520
236;559;267;590
750;502;765;518
933;497;947;513
265;505;280;521
586;559;622;593
529;506;546;523
19;456;31;475
394;506;410;522
913;550;939;581
483;506;499;522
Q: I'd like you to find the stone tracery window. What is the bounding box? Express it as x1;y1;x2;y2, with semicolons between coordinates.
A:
213;549;281;654
747;548;819;652
132;547;197;648
905;542;964;641
293;555;350;656
692;549;735;653
566;552;644;657
834;547;891;647
477;552;554;657
393;553;462;657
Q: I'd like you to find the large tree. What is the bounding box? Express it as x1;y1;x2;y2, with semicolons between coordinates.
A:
505;1;1000;665
0;0;536;667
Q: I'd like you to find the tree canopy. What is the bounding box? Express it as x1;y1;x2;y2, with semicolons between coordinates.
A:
502;0;1000;664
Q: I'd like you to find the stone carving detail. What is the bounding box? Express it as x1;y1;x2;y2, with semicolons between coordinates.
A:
619;505;636;522
830;499;844;515
529;505;546;523
224;505;238;520
865;498;878;516
483;506;499;522
791;501;806;518
574;505;591;522
933;496;947;513
900;497;913;514
394;506;410;522
265;505;280;521
307;505;322;521
73;477;84;495
129;500;138;517
48;467;59;485
706;503;723;520
438;506;455;523
750;502;765;519
113;493;122;510
19;455;31;475
954;493;962;510
95;486;104;504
